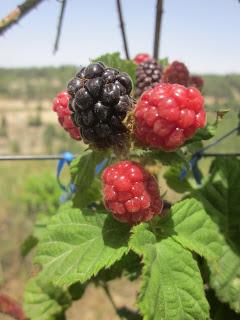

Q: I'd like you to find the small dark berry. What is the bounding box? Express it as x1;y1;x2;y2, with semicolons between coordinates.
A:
81;127;95;141
95;123;112;138
94;102;111;121
116;73;132;94
86;77;103;100
67;78;82;96
102;83;120;106
75;88;94;110
85;63;105;79
76;67;86;79
81;110;95;127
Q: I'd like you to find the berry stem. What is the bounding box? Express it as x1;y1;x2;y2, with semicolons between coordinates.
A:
153;0;164;59
101;282;124;320
116;0;130;60
53;0;67;54
0;0;45;35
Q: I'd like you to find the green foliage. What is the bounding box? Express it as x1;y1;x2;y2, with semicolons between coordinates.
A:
92;52;137;86
35;207;130;286
131;236;209;320
24;275;72;320
164;165;192;193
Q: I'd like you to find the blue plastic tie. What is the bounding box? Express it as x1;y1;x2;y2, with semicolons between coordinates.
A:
57;152;75;202
180;152;202;185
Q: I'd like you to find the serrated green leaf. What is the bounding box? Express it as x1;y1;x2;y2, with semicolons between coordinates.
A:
164;165;192;193
35;208;130;286
92;52;137;86
134;238;209;320
160;198;222;260
24;275;71;320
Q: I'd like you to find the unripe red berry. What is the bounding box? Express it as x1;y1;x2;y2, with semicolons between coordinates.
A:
134;53;151;65
52;91;81;140
102;160;163;225
134;83;206;151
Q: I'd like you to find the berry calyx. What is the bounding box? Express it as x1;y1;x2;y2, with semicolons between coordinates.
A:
52;91;81;140
134;53;151;65
162;61;190;87
67;62;133;150
102;160;163;224
134;83;206;151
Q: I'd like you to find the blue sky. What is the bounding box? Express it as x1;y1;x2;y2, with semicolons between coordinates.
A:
0;0;239;73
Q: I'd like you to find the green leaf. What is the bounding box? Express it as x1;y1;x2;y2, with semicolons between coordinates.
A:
92;52;137;86
70;150;105;188
193;190;240;313
72;178;102;209
21;234;38;257
24;275;71;320
164;165;192;193
200;157;240;247
208;244;240;313
161;198;222;260
35;208;130;286
133;237;209;320
188;123;217;143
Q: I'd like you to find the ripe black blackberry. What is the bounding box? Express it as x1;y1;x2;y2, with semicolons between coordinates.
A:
67;62;133;150
135;59;163;97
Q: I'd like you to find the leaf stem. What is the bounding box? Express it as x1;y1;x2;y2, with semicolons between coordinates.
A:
101;282;123;319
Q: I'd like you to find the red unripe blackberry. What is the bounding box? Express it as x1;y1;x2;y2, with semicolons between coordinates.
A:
102;160;163;224
67;62;133;150
189;75;204;91
52;91;81;140
134;53;151;65
134;83;206;151
162;61;190;87
135;59;163;97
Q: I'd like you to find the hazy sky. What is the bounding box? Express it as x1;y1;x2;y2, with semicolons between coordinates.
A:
0;0;239;73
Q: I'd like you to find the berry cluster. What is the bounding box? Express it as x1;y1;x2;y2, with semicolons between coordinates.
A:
162;61;190;87
67;62;133;149
52;91;81;140
134;83;206;151
134;53;151;65
102;160;163;224
135;59;163;97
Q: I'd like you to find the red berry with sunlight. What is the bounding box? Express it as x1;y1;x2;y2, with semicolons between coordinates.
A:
52;91;81;140
134;53;151;65
189;75;204;91
162;61;190;86
102;161;163;225
134;83;206;151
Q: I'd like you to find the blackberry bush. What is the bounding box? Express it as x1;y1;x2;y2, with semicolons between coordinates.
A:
67;62;133;150
135;59;163;97
25;53;239;320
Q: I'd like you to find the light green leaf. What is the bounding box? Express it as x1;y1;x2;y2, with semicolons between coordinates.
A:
134;237;209;320
209;244;240;313
24;274;71;320
72;178;102;209
161;198;222;260
164;165;192;193
70;150;106;188
35;208;130;286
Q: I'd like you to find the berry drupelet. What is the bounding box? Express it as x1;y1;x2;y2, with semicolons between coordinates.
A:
102;160;163;224
135;59;163;98
67;62;133;150
134;83;206;151
52;91;81;140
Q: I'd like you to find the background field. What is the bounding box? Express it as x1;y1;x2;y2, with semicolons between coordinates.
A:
0;67;240;319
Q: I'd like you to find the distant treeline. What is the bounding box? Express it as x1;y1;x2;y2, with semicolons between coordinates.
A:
0;67;240;110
